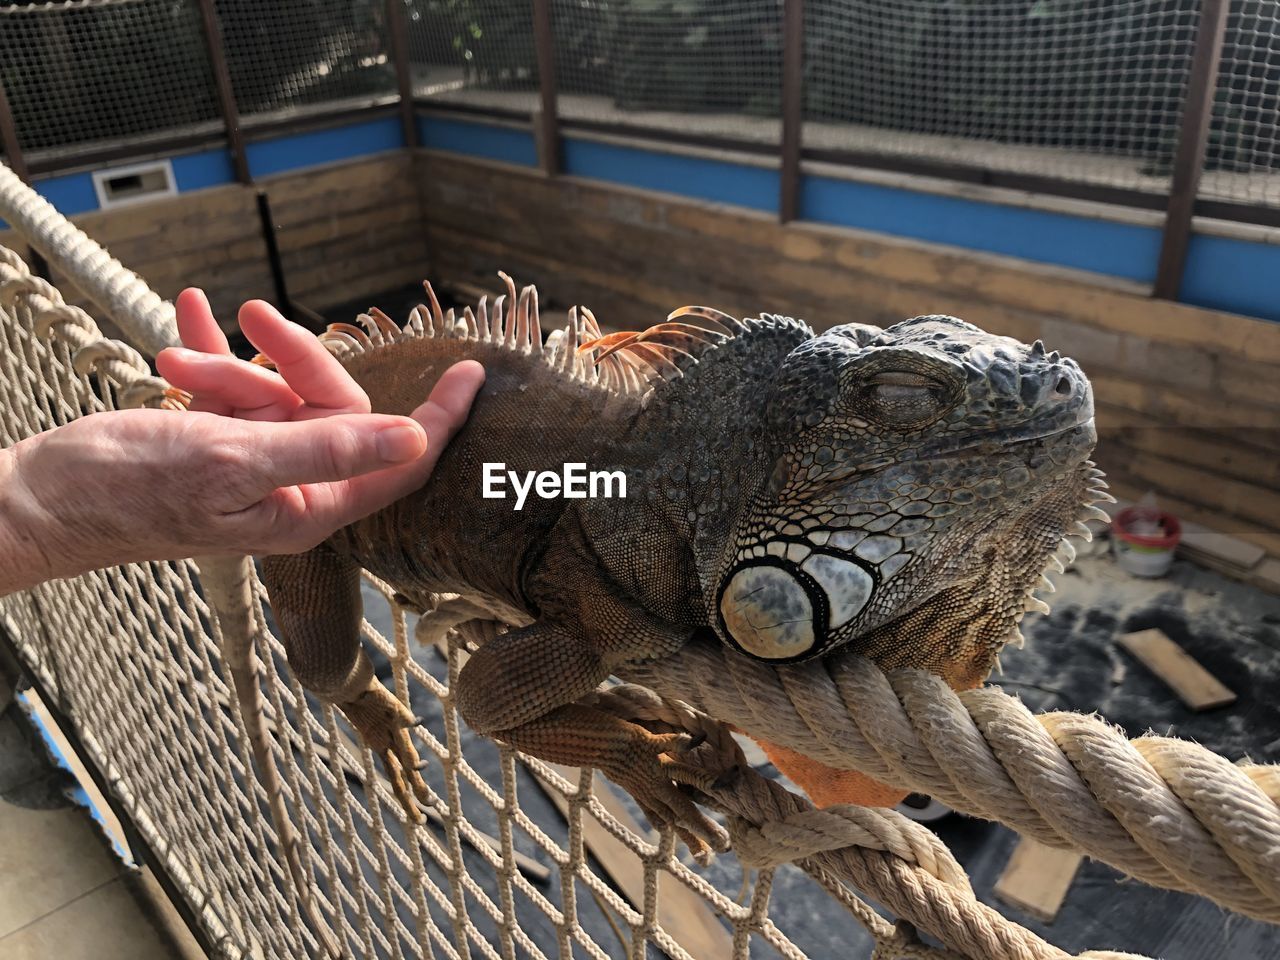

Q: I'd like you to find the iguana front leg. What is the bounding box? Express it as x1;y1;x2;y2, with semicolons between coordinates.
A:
455;618;730;857
262;547;429;817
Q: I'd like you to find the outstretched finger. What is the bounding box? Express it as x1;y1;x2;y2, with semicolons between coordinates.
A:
313;360;486;521
175;288;232;356
238;300;369;414
156;348;302;420
157;349;230;416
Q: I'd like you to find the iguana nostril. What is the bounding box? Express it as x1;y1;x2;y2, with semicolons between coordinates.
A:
1054;375;1072;397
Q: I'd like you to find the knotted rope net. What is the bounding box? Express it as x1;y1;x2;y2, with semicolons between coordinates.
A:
0;161;1275;959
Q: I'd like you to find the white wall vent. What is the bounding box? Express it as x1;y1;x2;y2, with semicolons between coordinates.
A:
91;160;177;209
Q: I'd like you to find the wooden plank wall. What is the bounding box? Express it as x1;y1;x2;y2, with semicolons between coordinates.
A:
1;184;272;338
415;150;1280;548
264;152;429;311
0;152;427;341
1;148;1273;544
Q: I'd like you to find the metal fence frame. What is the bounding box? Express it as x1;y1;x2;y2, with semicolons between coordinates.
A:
0;0;1270;306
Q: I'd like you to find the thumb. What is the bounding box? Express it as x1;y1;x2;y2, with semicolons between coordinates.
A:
404;360;486;480
242;413;429;491
248;360;484;491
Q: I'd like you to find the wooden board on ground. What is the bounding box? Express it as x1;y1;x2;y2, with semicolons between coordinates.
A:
994;838;1083;923
1252;557;1280;595
1177;518;1267;574
1118;628;1237;711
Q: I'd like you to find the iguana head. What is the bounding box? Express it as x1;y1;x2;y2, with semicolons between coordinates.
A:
711;314;1106;669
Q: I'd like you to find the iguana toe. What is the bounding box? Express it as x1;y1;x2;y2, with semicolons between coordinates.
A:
340;681;431;821
602;734;731;859
622;768;729;863
377;728;431;823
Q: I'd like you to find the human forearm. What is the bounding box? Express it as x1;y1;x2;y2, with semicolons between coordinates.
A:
0;384;480;595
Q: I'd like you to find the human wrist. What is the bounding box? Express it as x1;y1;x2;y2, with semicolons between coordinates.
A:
0;434;74;593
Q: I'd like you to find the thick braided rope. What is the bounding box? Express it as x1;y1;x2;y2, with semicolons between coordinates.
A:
601;684;1155;960
711;771;1155;960
590;685;970;889
0;249;177;408
728;804;969;886
0;162;176;357
619;640;1280;924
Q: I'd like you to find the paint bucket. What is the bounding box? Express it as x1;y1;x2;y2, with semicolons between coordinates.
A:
1112;505;1181;578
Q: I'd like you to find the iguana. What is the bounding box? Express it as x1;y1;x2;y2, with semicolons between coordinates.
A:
260;273;1111;856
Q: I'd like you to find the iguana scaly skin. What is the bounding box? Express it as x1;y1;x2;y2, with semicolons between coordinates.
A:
260;274;1108;855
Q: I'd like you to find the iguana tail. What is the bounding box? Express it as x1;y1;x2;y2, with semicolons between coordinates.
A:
199;553;340;958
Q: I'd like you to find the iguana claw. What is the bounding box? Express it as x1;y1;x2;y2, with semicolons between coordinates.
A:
600;728;731;863
682;730;708;751
340;680;430;821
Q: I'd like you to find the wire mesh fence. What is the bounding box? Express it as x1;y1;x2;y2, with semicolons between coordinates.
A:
0;0;221;158
0;0;400;163
801;0;1201;195
216;0;398;123
1202;0;1280;207
390;0;1280;210
550;0;784;145
404;0;541;116
3;1;1280;225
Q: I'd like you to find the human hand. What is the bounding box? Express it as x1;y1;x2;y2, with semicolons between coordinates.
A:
153;289;485;552
0;292;483;591
158;288;485;428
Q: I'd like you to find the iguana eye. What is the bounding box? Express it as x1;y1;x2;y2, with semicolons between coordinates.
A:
865;371;948;428
872;381;933;401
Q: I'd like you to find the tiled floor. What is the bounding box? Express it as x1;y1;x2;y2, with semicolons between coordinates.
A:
0;690;204;960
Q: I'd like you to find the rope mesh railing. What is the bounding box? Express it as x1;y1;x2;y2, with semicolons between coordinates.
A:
2;166;1279;959
0;238;823;960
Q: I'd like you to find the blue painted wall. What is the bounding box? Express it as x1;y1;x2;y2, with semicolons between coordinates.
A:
31;171;100;216
417;116;538;167
17;115;410;224
172;148;236;192
247;116;403;178
800;176;1163;284
14;115;1279;322
1180;233;1277;322
563;137;779;213
23;150;238;221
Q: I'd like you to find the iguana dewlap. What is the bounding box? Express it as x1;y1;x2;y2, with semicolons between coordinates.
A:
259;275;1106;854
